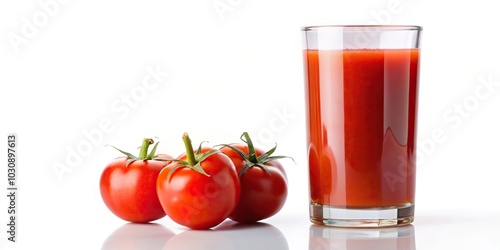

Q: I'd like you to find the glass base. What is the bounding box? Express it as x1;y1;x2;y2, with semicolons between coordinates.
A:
310;202;414;228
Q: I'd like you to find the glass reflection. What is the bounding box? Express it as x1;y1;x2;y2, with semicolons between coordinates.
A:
102;223;175;250
309;225;415;250
164;221;289;250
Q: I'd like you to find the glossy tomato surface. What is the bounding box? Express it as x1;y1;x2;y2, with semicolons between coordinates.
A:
220;144;288;223
156;147;240;229
100;157;167;223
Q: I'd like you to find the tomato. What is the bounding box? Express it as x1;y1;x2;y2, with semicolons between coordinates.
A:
100;138;171;223
156;133;240;230
219;132;290;223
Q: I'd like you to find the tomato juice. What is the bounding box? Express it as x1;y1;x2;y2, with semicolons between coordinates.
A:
305;48;419;208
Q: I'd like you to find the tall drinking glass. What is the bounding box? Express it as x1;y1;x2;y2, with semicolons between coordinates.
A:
302;25;422;227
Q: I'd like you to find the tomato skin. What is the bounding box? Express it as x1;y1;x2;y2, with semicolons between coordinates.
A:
100;157;167;223
220;144;288;223
156;147;240;230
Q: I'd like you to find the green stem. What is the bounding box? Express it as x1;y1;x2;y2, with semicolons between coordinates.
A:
182;132;197;166
242;132;258;163
138;138;154;159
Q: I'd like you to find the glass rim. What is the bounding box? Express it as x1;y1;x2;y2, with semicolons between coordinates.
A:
301;25;422;31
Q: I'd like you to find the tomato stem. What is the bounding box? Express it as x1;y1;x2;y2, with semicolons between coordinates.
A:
167;133;213;181
242;132;258;163
138;138;155;159
218;132;294;177
182;133;197;166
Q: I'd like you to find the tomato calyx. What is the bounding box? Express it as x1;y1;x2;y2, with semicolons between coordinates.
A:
166;132;219;182
106;138;170;167
219;132;293;177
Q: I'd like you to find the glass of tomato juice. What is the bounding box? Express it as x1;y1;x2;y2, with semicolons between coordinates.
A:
302;25;422;227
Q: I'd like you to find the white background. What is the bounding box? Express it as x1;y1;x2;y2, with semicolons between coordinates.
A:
1;0;499;249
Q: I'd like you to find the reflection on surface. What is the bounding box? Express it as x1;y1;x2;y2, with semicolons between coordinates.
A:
102;223;175;250
164;220;289;250
309;225;415;250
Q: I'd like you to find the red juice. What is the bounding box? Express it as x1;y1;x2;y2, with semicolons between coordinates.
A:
304;49;419;208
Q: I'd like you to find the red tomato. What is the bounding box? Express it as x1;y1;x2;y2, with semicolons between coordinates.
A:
156;133;240;230
219;132;290;223
100;138;171;223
